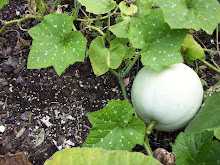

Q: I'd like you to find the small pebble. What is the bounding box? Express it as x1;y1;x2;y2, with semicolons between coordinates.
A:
0;125;6;133
21;111;29;121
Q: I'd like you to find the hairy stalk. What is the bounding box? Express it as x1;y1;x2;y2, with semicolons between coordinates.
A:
110;69;128;100
123;53;141;76
200;59;220;74
144;138;153;157
143;121;158;156
0;15;42;34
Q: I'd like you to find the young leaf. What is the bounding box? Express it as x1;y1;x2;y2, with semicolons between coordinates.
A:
155;0;220;34
134;0;153;17
44;147;160;165
77;0;116;14
109;17;131;38
173;131;220;165
214;126;220;140
89;37;125;76
28;14;87;75
129;9;188;71
119;1;137;16
110;38;135;59
0;0;8;9
83;100;146;151
185;92;220;134
181;34;205;64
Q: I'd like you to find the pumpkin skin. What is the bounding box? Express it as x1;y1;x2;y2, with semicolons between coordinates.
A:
131;63;203;132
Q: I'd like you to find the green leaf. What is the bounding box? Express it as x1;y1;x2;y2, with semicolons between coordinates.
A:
129;9;170;49
77;0;116;14
109;17;131;38
44;147;160;165
129;9;188;71
185;92;220;134
89;37;125;76
214;126;220;140
119;1;137;16
28;14;87;75
110;38;135;59
173;131;220;165
0;0;8;9
182;34;205;64
134;0;153;17
83;100;146;151
154;0;220;34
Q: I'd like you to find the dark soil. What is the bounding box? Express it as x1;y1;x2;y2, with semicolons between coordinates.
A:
0;1;219;165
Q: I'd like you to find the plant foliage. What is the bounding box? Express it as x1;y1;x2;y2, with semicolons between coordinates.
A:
173;131;220;165
28;14;87;75
83;100;146;151
155;0;220;34
44;147;160;165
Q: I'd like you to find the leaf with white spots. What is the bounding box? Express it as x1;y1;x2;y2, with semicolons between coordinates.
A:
155;0;220;34
128;9;188;71
89;36;125;76
28;14;87;75
83;100;146;151
128;9;170;49
141;29;188;71
77;0;116;14
134;0;153;17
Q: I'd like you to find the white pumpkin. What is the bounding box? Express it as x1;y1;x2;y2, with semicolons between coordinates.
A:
131;63;203;132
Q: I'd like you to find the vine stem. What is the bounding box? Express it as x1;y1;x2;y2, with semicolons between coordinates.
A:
0;15;42;34
110;69;128;100
199;59;220;74
216;25;219;57
35;0;44;19
87;25;110;45
106;12;111;38
123;53;141;75
143;121;158;157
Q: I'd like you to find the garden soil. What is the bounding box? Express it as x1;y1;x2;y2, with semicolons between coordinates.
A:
0;0;219;164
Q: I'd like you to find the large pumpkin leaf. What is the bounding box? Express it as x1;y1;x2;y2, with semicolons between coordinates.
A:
173;131;220;165
77;0;116;14
83;100;146;151
185;92;220;134
44;147;160;165
89;36;125;76
28;14;87;75
129;9;188;71
155;0;220;34
0;0;8;9
134;0;153;17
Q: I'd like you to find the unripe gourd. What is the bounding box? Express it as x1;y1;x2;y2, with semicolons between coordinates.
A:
131;63;203;132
